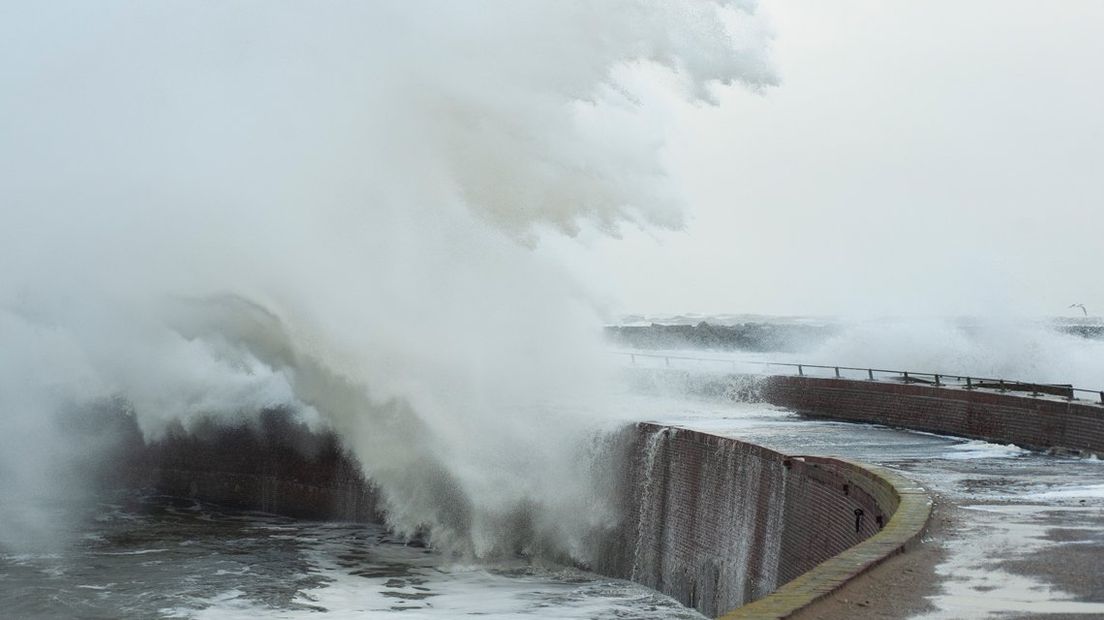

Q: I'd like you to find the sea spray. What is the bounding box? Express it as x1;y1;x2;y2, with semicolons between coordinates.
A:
755;462;786;599
803;316;1104;389
631;427;669;583
0;1;775;559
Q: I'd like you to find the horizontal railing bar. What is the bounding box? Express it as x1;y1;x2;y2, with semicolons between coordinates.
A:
615;353;1061;387
612;351;1103;404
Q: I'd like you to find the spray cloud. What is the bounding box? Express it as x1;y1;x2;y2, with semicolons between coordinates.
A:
0;1;774;558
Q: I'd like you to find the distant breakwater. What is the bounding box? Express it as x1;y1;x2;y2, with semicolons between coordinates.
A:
606;320;1104;353
606;322;839;353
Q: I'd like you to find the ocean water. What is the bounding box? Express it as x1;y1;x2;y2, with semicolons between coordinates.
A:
0;493;702;620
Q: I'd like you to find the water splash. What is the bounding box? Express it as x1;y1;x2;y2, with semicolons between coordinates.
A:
0;1;775;559
630;428;669;583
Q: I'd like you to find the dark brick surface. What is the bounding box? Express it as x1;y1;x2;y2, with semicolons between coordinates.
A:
138;409;383;522
607;423;899;617
762;376;1104;456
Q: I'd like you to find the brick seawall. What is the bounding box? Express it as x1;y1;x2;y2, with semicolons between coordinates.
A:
600;423;925;618
135;409;383;522
761;375;1104;457
128;403;928;618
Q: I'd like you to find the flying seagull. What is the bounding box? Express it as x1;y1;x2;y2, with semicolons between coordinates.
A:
1069;303;1088;316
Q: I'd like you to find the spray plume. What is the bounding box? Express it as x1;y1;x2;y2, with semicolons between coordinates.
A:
0;1;774;559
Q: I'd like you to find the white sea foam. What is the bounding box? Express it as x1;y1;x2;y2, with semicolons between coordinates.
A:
164;528;704;620
917;504;1104;619
940;440;1028;461
1028;483;1104;501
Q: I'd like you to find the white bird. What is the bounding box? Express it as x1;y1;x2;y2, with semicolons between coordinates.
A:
1069;303;1088;316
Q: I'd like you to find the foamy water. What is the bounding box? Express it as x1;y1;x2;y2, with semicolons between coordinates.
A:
0;493;701;620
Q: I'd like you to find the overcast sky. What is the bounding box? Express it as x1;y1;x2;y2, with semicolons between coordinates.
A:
553;0;1104;319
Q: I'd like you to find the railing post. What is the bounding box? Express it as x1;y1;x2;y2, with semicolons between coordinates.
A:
797;364;804;377
934;374;941;387
868;368;874;381
903;371;909;382
998;379;1006;392
834;366;840;378
1099;391;1103;405
966;376;973;390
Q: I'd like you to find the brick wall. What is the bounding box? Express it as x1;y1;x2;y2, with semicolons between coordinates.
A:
599;423;900;617
144;468;379;522
762;375;1104;456
138;408;383;522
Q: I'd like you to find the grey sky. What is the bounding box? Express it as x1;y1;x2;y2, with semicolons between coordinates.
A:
3;1;1100;320
557;0;1104;318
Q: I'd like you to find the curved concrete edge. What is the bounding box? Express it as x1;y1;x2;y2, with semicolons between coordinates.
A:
717;459;932;620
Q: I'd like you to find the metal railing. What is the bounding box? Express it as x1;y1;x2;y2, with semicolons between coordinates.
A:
615;351;1104;406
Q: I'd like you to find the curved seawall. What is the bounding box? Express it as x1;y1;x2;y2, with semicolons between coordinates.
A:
600;423;929;618
131;407;929;618
761;375;1104;457
113;368;1104;616
629;366;1104;457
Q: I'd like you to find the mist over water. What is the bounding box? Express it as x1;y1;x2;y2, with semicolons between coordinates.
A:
615;313;1104;391
805;317;1104;389
0;1;774;560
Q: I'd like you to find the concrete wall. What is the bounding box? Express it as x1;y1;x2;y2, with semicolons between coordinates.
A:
599;423;902;618
762;375;1104;457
